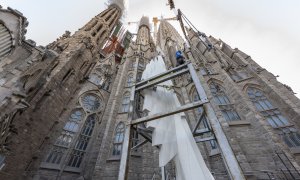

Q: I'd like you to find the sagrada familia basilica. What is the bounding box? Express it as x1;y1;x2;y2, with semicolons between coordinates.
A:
0;0;300;179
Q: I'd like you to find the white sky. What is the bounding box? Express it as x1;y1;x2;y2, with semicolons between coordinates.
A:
2;0;300;98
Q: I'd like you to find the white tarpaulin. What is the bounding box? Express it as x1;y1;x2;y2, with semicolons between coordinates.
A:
142;55;215;180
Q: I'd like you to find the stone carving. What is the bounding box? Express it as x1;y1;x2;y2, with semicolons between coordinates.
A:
46;31;71;52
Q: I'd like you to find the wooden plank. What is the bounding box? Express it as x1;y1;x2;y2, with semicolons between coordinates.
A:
130;101;207;125
135;63;188;87
135;68;189;91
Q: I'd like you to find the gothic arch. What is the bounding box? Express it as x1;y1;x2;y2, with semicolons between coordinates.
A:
207;80;225;89
207;78;224;88
111;121;125;156
242;83;263;92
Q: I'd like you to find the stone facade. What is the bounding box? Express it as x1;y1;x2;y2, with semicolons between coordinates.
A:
0;3;300;180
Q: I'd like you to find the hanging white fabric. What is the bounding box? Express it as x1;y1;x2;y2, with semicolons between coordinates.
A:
142;55;215;180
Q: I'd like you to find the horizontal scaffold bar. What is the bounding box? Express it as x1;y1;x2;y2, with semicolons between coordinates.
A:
194;136;215;143
135;68;189;91
130;100;208;125
135;62;189;88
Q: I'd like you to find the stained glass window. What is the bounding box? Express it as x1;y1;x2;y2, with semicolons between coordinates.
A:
121;93;131;113
247;87;289;128
45;109;84;165
112;122;125;156
67;114;97;168
209;83;241;121
81;94;101;112
45;147;66;164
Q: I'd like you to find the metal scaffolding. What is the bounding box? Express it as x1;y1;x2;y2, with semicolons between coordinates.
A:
117;60;245;180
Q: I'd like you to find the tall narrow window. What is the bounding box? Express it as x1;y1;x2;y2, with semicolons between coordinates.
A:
45;109;84;165
283;132;300;148
112;122;125;156
121;93;130;113
0;24;13;59
247;87;289;128
210;83;241;121
127;74;134;87
67;114;97;168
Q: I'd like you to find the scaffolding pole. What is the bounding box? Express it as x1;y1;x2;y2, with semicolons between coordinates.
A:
118;61;245;180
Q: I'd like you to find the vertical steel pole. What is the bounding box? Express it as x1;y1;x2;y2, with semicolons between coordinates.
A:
118;57;139;180
187;62;246;180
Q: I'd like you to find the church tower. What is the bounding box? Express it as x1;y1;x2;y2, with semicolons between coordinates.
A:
1;1;300;180
0;2;126;179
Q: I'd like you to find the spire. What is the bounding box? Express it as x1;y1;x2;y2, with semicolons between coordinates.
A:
139;16;150;29
108;0;128;15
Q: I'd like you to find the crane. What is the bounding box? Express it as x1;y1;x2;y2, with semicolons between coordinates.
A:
153;16;177;42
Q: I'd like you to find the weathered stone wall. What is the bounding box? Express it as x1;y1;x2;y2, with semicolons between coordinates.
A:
0;4;122;180
187;27;300;179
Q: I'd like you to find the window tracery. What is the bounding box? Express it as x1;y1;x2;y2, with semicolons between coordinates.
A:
121;93;130;113
112;122;125;156
80;94;101;112
210;83;241;122
247;88;289;128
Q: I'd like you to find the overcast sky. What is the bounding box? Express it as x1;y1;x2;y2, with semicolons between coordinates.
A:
2;0;300;97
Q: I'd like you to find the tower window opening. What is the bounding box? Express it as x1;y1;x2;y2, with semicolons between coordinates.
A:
121;93;130;113
112;122;125;156
127;74;134;86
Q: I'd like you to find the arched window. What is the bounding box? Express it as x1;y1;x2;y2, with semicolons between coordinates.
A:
127;74;134;87
210;83;240;121
112;122;125;156
247;87;289;128
67;114;97;168
0;24;13;59
121;93;130;113
45;109;84;165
